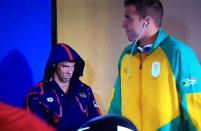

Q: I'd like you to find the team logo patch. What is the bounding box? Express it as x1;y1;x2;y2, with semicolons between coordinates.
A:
46;97;54;102
93;101;99;108
151;61;160;78
183;78;197;87
79;92;87;98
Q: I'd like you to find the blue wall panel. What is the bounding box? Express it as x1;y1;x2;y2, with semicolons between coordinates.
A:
0;0;51;108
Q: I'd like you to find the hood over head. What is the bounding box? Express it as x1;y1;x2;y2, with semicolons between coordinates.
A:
43;43;85;81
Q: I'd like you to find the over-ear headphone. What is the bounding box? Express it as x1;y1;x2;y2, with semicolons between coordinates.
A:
143;20;148;28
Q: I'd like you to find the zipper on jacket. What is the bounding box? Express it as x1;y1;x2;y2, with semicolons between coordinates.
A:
139;53;147;131
139;57;143;131
139;62;142;69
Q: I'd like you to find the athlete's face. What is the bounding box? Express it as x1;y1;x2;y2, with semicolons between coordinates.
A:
122;5;145;42
56;61;75;83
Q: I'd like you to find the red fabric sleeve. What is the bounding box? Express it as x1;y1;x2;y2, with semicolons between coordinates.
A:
0;102;56;131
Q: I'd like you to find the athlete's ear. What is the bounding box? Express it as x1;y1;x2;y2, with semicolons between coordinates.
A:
143;20;148;28
143;16;151;28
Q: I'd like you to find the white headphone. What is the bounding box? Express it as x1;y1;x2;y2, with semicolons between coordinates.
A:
121;19;148;114
143;20;148;28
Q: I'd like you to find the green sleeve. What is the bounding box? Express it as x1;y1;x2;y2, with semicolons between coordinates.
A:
177;46;201;130
108;75;122;115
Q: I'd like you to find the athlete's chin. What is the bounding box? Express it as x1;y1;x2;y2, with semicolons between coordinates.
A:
62;77;72;83
125;34;133;41
127;37;134;42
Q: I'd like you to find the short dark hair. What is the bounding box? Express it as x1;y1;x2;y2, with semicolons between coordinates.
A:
124;0;164;27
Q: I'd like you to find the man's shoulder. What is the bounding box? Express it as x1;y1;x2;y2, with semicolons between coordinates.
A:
28;81;51;97
161;35;193;54
117;44;133;63
122;44;133;55
76;81;92;91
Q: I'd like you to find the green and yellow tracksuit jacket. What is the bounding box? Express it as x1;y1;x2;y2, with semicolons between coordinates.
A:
108;28;201;131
